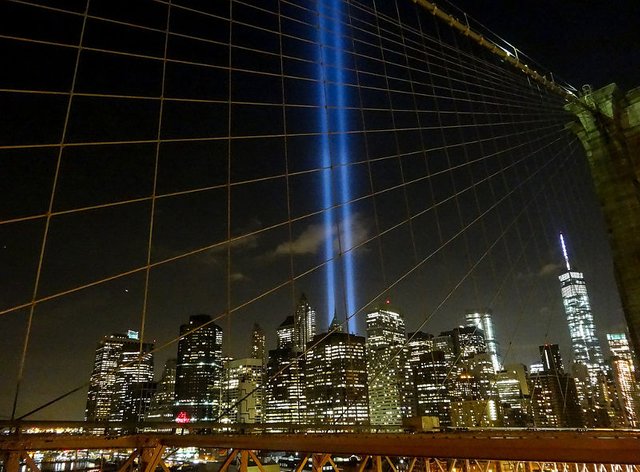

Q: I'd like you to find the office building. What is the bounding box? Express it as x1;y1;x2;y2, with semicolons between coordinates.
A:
294;293;317;352
558;234;606;386
465;310;501;372
265;314;307;426
412;350;451;426
174;314;223;422
86;330;154;426
496;364;532;427
530;344;583;428
366;304;409;426
222;357;264;424
305;330;369;426
607;333;638;426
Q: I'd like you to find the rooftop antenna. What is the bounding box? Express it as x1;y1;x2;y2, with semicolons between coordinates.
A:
560;233;571;271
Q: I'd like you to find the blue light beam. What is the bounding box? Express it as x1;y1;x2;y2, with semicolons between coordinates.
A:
317;0;357;332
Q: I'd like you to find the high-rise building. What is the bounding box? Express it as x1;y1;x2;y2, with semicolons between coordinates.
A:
109;338;154;424
412;350;451;426
530;344;583;428
305;330;369;426
146;359;177;423
607;333;637;372
558;234;606;386
265;347;306;427
607;333;638;427
442;326;487;361
265;314;307;427
465;310;501;372
449;353;500;428
496;364;532;427
174;314;223;422
85;330;153;426
222;358;264;424
407;331;434;363
251;323;266;365
365;304;408;426
276;315;295;350
540;344;564;373
294;294;317;352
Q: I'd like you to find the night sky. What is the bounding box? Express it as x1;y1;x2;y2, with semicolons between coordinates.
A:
0;0;638;421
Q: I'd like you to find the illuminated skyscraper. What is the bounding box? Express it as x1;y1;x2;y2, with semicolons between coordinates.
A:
222;358;264;424
276;315;295;350
109;336;154;424
305;330;369;426
412;350;451;425
607;333;636;372
465;310;501;372
86;330;153;425
366;304;408;426
558;234;606;386
265;315;307;426
294;294;317;352
496;364;532;427
607;333;638;426
174;315;223;422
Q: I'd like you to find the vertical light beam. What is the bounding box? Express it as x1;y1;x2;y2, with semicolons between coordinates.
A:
317;0;336;325
317;0;356;331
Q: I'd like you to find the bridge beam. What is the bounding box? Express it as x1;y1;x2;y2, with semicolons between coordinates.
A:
567;84;640;357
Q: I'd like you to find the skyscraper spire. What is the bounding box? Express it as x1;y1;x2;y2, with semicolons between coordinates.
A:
560;232;571;271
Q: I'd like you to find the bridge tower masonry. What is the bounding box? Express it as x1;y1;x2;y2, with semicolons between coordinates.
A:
566;84;640;358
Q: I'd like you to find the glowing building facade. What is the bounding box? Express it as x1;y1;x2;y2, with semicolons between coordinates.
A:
607;333;638;426
265;315;307;426
366;305;408;426
85;330;154;425
465;310;501;372
174;315;223;422
558;234;606;386
222;357;264;424
412;350;451;425
305;330;369;426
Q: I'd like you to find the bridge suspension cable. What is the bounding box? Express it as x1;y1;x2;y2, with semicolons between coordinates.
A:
0;0;615;438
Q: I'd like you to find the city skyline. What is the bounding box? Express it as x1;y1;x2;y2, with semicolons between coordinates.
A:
80;294;638;430
1;0;636;423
